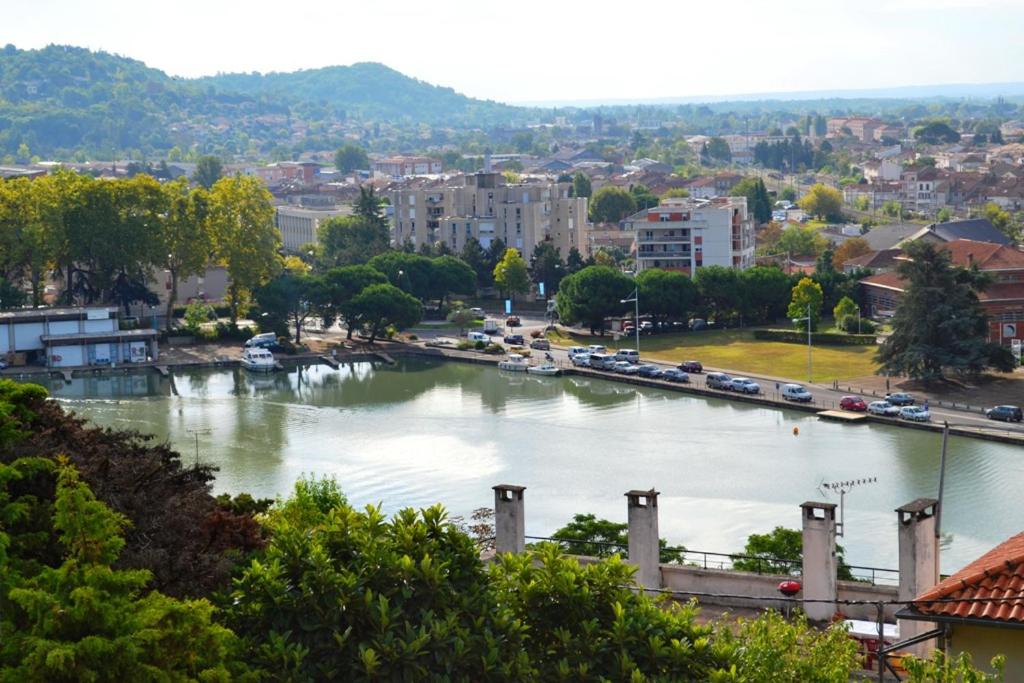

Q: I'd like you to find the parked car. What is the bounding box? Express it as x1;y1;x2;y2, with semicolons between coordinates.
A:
530;339;551;350
679;360;703;374
640;321;654;332
636;364;662;378
706;372;733;390
730;377;761;394
612;361;640;375
571;353;592;367
245;332;277;348
986;405;1023;423
885;392;915;406
868;400;901;417
588;353;616;370
505;315;521;327
469;307;485;317
0;359;7;370
660;368;690;383
503;334;525;345
467;331;490;343
614;349;640;363
568;346;588;358
839;396;868;412
781;383;813;402
587;344;608;355
899;406;931;422
689;318;707;331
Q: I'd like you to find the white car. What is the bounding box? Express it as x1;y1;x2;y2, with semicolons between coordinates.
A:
868;400;900;417
469;307;485;317
568;346;588;358
587;344;608;355
571;353;591;367
612;361;640;375
899;406;931;422
730;377;761;394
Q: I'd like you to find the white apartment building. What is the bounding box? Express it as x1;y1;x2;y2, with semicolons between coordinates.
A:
391;172;589;257
625;197;756;273
275;205;352;253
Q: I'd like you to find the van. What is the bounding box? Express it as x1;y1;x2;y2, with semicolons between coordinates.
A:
588;344;608;355
706;372;733;390
781;383;813;403
482;319;499;334
468;331;489;343
588;353;616;370
614;349;640;364
245;332;277;348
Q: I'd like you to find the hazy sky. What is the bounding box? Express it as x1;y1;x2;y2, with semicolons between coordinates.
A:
4;0;1023;104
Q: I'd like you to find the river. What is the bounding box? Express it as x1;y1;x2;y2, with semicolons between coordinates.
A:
36;358;1024;575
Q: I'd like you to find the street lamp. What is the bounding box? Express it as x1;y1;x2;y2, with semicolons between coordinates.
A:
791;303;813;382
621;288;640;355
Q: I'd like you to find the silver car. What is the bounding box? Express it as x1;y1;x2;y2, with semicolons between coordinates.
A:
571;353;591;367
899;406;931;422
612;361;640;375
730;377;761;394
868;400;900;417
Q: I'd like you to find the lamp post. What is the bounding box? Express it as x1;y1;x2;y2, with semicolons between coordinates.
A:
791;303;813;382
621;288;640;355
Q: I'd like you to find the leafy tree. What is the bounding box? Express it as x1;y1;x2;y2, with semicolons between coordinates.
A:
556;265;632;335
877;240;1015;381
629;183;659;211
348;283;422;342
529;242;565;294
882;199;903;218
833;296;859;327
903;650;1005;683
318;215;390;268
159;179;212;330
485;238;507;276
565;246;586;273
254;271;326;343
799;183;844;221
549;513;683;564
780;187;797;203
777;224;828;257
913;121;961;145
367;251;435;301
334;144;369;173
740;266;793;323
694;265;743;324
731;177;772;224
936;207;953;223
460;236;492;287
493;248;530;302
589;186;637;223
981;202;1018;241
191;155;223;189
447;307;478;336
831;236;871;270
705;136;732;163
209;175;281;324
571;171;592;198
636;268;697;325
731;526;853;580
353;184;386;227
321;265;388;339
661;187;690;199
183;300;214;334
788;277;824;331
0;278;26;309
431;255;477;307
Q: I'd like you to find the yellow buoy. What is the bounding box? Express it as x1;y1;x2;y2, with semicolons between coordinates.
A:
793;426;800;436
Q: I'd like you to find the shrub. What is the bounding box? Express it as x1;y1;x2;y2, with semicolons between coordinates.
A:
753;329;876;345
407;333;418;341
184;301;215;334
839;314;876;335
474;340;487;350
456;340;474;351
483;343;505;355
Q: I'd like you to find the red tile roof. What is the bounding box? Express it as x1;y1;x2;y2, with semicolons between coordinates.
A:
913;532;1024;623
859;270;906;291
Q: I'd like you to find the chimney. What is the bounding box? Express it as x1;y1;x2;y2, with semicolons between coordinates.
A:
484;151;492;174
626;489;661;590
897;498;940;656
492;484;526;554
800;501;838;621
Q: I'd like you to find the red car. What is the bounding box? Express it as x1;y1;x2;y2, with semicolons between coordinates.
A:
839;395;867;412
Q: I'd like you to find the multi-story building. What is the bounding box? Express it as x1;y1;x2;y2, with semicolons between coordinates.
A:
373;156;442;178
275;205;352;253
625;197;756;273
391;173;589;257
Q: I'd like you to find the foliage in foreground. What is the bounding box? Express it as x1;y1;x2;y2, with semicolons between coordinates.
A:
903;650;1005;683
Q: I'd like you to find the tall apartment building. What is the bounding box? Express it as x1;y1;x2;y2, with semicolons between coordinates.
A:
625;197;755;273
275;205;352;253
373;156;442;177
391;173;589;257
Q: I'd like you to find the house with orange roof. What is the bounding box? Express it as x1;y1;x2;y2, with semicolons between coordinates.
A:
899;531;1024;679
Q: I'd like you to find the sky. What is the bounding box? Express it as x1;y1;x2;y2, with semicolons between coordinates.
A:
3;0;1024;104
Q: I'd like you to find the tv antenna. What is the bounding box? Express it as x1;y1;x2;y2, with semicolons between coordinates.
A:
817;477;878;537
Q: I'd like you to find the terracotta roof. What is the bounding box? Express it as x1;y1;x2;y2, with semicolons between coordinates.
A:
844;248;901;270
912;532;1024;624
940;240;1024;270
859;270;906;291
979;282;1024;303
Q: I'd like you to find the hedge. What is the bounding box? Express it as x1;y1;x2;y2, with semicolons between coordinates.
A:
753;329;877;346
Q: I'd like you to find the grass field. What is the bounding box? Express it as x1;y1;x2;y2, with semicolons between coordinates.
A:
548;327;880;382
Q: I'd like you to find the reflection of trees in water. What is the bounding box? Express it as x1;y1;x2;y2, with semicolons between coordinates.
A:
561;376;637;410
51;372;163;399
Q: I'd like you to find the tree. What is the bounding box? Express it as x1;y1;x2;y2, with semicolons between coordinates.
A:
777;224;828;257
936;207;953;223
191;155;223;190
831;236;871;271
321;265;388;339
981;202;1018;241
788;277;824;331
183;300;213;334
209;175;280;323
255;271;326;343
740;266;793;323
661;187;690;200
447;306;478;336
367;251;435;301
556;265;632;335
731;177;772;224
565;246;586;273
318;215;390;268
431;255;477;308
694;265;742;323
493;248;530;302
629;183;659;211
549;513;683;563
705;136;732;163
731;526;853;580
636;268;697;325
334;144;369;174
529;242;565;294
571;171;591;198
460;236;492;287
882;199;903;218
589;186;637;223
159;179;212;330
799;183;844;221
348;283;422;342
913;121;961;145
903;650;1005;683
877;240;1015;381
353;184;386;228
833;296;859;327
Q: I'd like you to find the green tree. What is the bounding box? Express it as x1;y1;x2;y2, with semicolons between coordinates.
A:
694;265;743;324
903;650;1005;683
831;237;871;271
191;155;223;189
367;251;435;301
159;179;212;330
447;306;478;336
549;513;684;564
882;199;903;218
731;526;854;580
334;144;369;174
629;183;659;210
556;265;632;335
981;202;1018;241
731;177;772;224
209;175;281;323
431;255;477;307
565;246;586;273
799;183;844;221
877;240;1015;381
788;277;824;331
661;187;690;199
321;265;388;339
493;248;530;302
460;236;491;287
183;300;213;334
571;171;592;198
777;224;828;257
353;184;386;227
913;121;961;145
833;296;859;328
529;242;565;294
740;266;793;323
705;136;732;163
318;215;390;268
636;268;697;326
589;186;637;223
254;271;326;343
348;283;422;342
936;206;953;223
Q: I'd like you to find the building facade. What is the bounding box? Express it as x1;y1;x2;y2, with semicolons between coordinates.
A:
0;307;158;368
373;156;442;178
391;173;589;258
625;197;756;273
275;205;352;253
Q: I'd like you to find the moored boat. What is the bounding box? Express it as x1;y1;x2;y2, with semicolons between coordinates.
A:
240;347;276;372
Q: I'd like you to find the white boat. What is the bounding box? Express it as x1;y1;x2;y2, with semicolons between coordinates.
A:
527;363;561;376
497;354;529;372
240;347;276;372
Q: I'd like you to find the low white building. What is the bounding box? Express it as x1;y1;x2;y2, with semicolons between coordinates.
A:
275;205;352;253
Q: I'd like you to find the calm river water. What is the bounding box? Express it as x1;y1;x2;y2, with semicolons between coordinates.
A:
38;358;1024;574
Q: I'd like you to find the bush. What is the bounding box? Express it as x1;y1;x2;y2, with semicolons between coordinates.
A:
483;343;505;355
839;314;876;335
753;329;876;345
474;340;486;350
456;340;474;351
214;322;255;342
407;333;418;341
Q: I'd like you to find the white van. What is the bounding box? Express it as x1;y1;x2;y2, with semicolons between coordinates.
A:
588;344;608;355
468;331;490;342
614;349;640;364
245;332;277;348
588;353;616;370
781;383;813;402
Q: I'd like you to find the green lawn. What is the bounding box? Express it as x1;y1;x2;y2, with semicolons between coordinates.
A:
548;327;879;382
